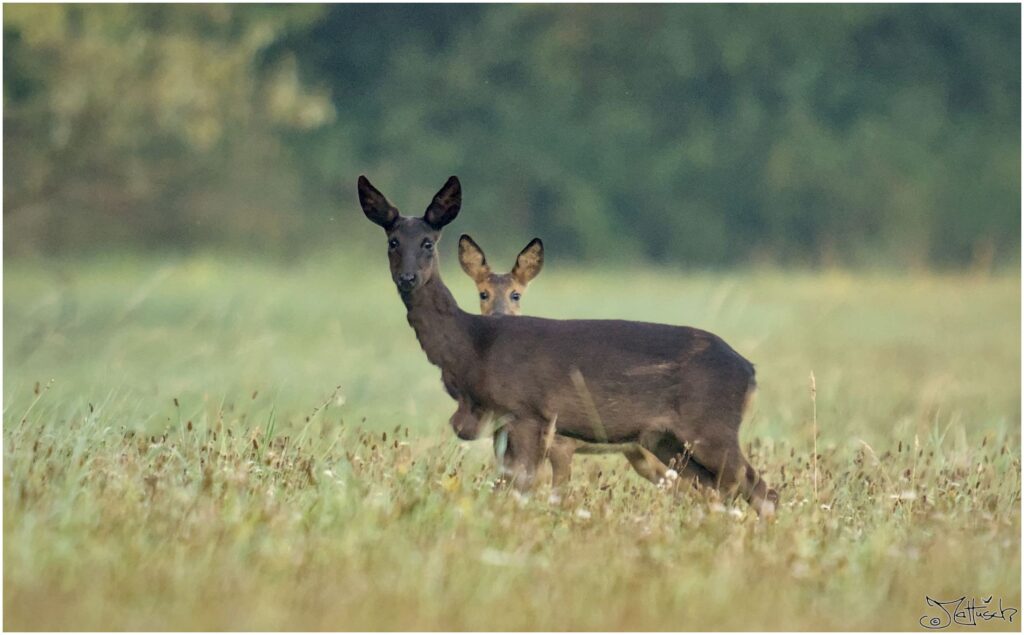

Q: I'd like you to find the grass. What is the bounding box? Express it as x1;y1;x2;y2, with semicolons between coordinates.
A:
3;248;1021;630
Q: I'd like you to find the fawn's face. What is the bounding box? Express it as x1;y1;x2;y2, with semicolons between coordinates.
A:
358;176;461;295
458;235;543;316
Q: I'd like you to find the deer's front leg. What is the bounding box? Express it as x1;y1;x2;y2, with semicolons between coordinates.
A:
547;436;577;496
502;419;546;493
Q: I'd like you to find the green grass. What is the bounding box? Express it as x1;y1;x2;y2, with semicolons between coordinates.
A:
4;249;1021;630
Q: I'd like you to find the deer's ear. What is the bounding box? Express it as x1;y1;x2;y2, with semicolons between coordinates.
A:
512;238;544;285
358;176;399;229
423;176;461;230
458;234;490;282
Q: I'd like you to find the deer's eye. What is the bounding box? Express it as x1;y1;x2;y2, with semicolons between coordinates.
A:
510;291;521;302
388;238;399;250
479;291;489;300
422;239;434;251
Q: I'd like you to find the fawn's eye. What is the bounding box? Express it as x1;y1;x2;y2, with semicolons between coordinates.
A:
479;291;489;300
510;291;521;302
422;239;434;251
388;238;399;250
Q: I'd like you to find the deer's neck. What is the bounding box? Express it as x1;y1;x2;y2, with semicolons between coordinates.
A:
402;273;475;380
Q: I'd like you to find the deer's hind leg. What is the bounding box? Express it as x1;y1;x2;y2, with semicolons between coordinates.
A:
674;411;776;516
622;446;669;484
646;434;718;490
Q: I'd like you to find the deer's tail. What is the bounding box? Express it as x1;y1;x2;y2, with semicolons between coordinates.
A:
741;367;757;420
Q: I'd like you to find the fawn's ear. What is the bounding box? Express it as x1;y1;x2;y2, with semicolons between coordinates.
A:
458;234;490;282
512;238;544;285
423;176;461;230
358;176;399;229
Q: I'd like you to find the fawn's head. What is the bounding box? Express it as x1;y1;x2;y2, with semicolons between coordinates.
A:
358;175;461;296
458;235;543;316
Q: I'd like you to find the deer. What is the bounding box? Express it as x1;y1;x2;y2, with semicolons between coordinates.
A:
357;175;778;516
455;234;676;496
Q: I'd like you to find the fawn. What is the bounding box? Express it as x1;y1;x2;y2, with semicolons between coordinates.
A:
357;175;777;516
455;234;674;494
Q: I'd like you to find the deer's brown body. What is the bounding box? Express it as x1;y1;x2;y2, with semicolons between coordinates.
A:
358;175;777;515
453;235;674;493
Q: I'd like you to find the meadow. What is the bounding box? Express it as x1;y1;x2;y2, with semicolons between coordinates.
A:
3;247;1020;630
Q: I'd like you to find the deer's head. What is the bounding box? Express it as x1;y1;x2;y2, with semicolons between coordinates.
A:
458;235;543;316
358;175;461;296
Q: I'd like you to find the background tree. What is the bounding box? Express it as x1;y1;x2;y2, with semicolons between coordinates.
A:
4;4;1020;268
4;4;332;254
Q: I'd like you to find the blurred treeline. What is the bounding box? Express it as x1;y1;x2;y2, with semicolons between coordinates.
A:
4;4;1020;268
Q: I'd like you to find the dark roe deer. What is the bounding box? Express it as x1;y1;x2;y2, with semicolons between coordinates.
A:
456;234;675;494
357;175;778;516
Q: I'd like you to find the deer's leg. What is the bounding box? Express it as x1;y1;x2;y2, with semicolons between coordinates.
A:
622;445;671;485
679;425;776;517
546;436;577;501
502;419;546;494
647;435;718;489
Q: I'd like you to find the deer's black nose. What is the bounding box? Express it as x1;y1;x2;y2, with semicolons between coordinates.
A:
397;273;418;290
